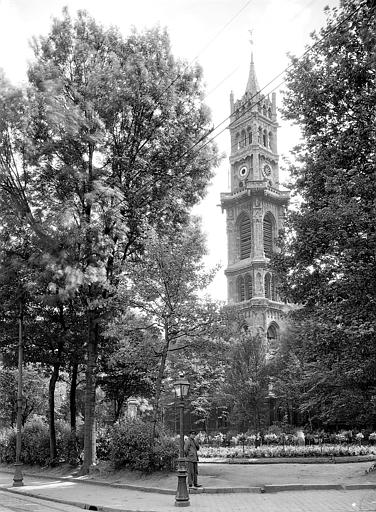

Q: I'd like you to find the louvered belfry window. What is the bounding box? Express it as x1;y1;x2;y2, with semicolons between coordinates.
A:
265;273;271;299
271;275;278;301
263;214;273;258
237;276;245;302
245;274;252;300
239;215;252;260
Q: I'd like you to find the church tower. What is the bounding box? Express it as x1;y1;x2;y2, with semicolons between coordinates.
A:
220;55;290;349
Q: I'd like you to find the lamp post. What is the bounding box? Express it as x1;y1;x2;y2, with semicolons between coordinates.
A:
173;375;190;507
266;378;276;427
268;391;276;426
13;302;24;487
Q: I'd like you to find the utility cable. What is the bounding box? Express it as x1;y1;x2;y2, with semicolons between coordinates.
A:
180;0;366;164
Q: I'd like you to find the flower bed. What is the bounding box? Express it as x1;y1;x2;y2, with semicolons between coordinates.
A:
199;444;376;459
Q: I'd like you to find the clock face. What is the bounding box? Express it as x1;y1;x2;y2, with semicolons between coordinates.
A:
238;166;248;179
263;164;272;177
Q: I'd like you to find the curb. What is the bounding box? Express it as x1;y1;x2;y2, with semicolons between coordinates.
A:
262;483;343;493
200;455;376;465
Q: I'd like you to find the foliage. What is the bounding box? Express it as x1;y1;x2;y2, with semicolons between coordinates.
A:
0;7;218;469
99;314;157;422
109;418;178;472
274;0;376;427
0;418;71;465
95;426;112;461
222;327;269;431
0;366;49;428
118;217;221;432
199;444;376;459
0;428;14;464
152;435;179;471
168;307;229;432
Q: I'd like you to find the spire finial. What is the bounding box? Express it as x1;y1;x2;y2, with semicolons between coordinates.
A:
248;29;254;61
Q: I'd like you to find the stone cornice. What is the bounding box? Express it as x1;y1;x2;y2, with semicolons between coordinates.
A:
220;183;289;208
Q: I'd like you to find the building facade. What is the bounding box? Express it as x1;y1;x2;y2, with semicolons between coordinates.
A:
220;55;290;352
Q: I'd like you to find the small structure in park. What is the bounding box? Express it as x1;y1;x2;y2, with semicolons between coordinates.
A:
126;397;138;419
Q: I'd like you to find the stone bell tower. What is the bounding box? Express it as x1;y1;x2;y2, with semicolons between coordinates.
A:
220;54;290;350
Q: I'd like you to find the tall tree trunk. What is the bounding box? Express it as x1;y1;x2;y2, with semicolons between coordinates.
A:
152;335;169;440
48;334;64;462
81;310;99;473
114;397;125;423
70;361;78;433
48;362;60;462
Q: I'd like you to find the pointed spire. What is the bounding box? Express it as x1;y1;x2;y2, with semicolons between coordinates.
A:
245;52;260;96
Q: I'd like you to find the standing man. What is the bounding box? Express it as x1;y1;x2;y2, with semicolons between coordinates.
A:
184;430;201;488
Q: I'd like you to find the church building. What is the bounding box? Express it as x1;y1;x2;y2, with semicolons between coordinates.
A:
220;55;290;352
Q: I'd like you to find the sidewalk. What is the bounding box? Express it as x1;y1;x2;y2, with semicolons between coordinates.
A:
1;462;376;512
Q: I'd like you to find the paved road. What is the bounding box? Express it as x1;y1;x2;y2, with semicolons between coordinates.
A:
0;490;82;512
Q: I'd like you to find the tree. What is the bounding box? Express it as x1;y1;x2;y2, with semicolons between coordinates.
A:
169;322;229;433
99;314;157;422
0;366;49;428
275;0;376;427
166;302;238;433
222;326;269;431
0;9;218;470
119;217;220;437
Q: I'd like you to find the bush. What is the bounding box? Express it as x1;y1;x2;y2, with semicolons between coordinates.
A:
109;419;178;472
0;428;16;463
21;419;51;465
0;419;74;466
110;419;153;471
0;418;178;471
96;426;112;461
152;435;178;471
199;443;376;459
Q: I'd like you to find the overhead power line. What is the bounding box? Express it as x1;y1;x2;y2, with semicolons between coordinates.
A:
180;0;366;165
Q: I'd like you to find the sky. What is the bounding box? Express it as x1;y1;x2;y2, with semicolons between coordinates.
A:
0;0;339;301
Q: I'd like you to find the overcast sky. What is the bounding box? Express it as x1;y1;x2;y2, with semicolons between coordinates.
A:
0;0;339;300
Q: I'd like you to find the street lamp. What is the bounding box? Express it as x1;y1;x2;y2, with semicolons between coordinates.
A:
266;379;276;427
13;302;24;487
173;374;190;507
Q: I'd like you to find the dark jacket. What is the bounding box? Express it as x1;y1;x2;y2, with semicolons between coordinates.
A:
184;436;199;462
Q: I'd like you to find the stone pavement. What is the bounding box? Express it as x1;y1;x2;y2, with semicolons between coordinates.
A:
1;463;376;512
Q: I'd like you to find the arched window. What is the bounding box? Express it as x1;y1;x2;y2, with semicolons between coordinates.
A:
268;131;273;150
263;129;267;147
264;273;271;299
267;323;279;351
239;214;252;260
237;275;245;302
247;128;252;145
263;212;274;258
262;104;267;116
258;127;262;144
245;273;252;300
249;154;253;170
267;106;272;119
